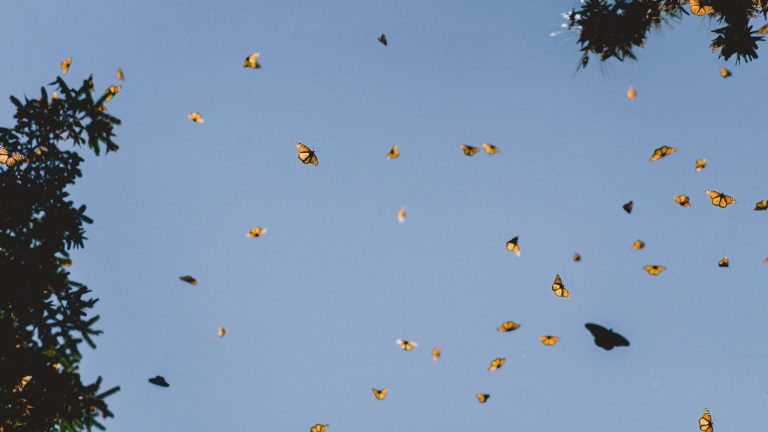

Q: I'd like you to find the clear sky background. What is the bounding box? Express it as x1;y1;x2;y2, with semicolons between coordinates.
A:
2;1;768;431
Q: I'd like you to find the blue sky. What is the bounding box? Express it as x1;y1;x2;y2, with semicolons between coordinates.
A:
3;1;768;430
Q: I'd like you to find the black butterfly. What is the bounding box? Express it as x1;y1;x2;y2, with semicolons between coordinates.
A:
148;375;170;387
584;323;629;350
622;201;633;214
378;34;388;46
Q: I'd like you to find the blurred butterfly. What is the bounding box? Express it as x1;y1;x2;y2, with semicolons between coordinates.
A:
764;257;768;265
718;256;729;268
432;347;441;362
148;376;169;387
754;200;768;211
396;339;417;351
476;393;490;403
699;408;713;432
243;52;261;69
378;34;388;46
247;227;267;238
218;327;226;337
584;323;630;350
13;375;32;393
505;236;520;256
296;143;318;166
497;321;520;332
0;147;25;167
551;274;570;299
705;190;736;208
460;144;479;156
690;0;714;15
627;86;636;100
632;240;645;250
397;208;406;223
674;195;691;207
179;275;198;285
482;143;499;155
573;252;581;262
623;201;633;214
720;67;731;78
488;357;505;371
643;265;665;276
61;57;72;74
760;23;768;34
117;68;125;81
187;112;204;123
650;145;676;161
386;145;399;159
310;424;329;432
372;388;388;400
539;335;559;346
695;158;707;172
104;85;121;102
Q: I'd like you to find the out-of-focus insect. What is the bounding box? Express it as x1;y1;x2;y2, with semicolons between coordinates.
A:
460;144;478;156
247;227;267;238
632;240;645;250
539;335;559;346
650;145;676;161
643;265;665;276
674;195;691;208
497;321;520;332
476;393;490;403
695;158;707;172
488;357;505;371
718;256;729;268
396;339;417;351
386;145;399;159
117;68;125;81
378;34;388;46
179;275;198;285
243;52;261;69
61;58;72;74
432;347;441;362
506;236;520;256
372;388;388;400
623;201;633;214
187;112;204;123
627;86;636;100
720;67;731;78
482;143;499;155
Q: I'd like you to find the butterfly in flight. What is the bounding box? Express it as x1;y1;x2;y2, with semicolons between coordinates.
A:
506;236;520;256
626;86;636;100
397;207;406;223
539;335;559;346
497;321;520;332
117;68;125;81
584;323;630;350
179;275;198;285
573;252;582;262
695;158;707;172
218;327;226;337
187;112;204;123
622;201;633;214
720;67;731;78
699;408;713;432
386;145;399;159
476;393;490;403
372;388;388;400
552;274;570;299
488;357;505;371
378;34;388;46
643;265;665;276
705;190;736;208
148;376;169;387
718;256;729;268
61;57;72;74
650;146;676;161
396;339;417;351
104;85;121;102
296;143;318;166
460;144;478;156
482;143;499;154
432;347;441;362
674;195;691;208
310;424;329;432
247;227;267;238
760;23;768;34
632;240;645;250
243;52;261;69
754;200;768;211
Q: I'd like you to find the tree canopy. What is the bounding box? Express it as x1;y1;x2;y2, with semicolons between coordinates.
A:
0;76;121;431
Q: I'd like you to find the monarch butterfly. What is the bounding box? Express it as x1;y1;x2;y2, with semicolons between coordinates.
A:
187;112;204;123
117;68;125;81
699;408;713;432
506;236;520;256
650;145;676;161
632;240;645;250
0;147;25;167
497;321;520;332
396;339;417;351
482;143;500;155
585;323;630;350
539;335;559;346
764;257;768;265
573;252;582;262
705;190;736;208
243;52;261;69
488;357;505;371
720;67;731;78
148;375;169;387
386;145;399;159
218;327;226;337
460;144;479;156
296;143;318;166
397;207;406;223
104;85;121;102
247;227;267;238
623;201;633;214
695;158;707;172
179;275;198;285
643;265;665;275
432;347;441;362
310;424;329;432
61;57;72;74
372;388;388;400
674;195;691;208
718;256;729;268
690;0;714;15
13;376;32;393
754;200;768;211
378;34;388;46
760;23;768;34
476;393;490;403
552;274;570;299
627;86;636;100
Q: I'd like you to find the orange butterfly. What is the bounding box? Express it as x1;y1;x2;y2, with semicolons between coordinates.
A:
551;274;570;299
705;190;736;208
650;146;676;161
539;335;559;346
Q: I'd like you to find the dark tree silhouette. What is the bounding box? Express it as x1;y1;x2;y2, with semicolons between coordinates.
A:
568;0;767;68
0;76;121;431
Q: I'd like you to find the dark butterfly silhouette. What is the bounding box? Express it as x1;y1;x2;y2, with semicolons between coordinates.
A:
378;34;388;46
148;375;170;387
584;323;629;350
622;201;633;214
